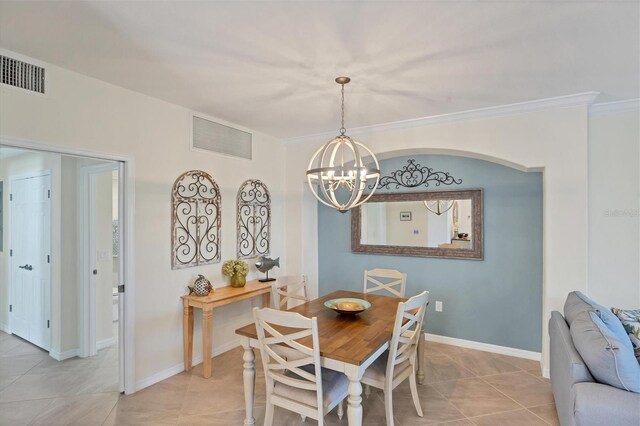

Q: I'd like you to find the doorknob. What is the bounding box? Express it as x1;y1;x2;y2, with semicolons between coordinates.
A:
18;264;33;271
93;269;98;275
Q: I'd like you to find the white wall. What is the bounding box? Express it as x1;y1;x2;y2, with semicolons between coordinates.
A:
386;201;427;246
588;109;640;307
361;202;386;245
425;210;449;247
456;200;472;237
285;102;593;375
59;156;78;353
0;51;286;390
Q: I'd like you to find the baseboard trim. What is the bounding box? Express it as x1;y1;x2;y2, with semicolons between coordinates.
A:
97;337;117;351
0;322;9;333
425;333;542;361
49;348;79;361
134;339;241;392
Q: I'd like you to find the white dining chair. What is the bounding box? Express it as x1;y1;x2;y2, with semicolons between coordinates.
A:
363;268;409;397
253;307;348;426
361;291;429;426
363;269;407;298
272;275;310;310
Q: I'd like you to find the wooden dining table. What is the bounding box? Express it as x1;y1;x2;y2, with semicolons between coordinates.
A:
235;289;425;426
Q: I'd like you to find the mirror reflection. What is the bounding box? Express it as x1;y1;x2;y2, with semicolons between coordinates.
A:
360;199;473;249
351;189;483;259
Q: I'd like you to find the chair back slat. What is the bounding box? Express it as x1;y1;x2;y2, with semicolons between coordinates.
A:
272;275;310;310
364;269;407;298
253;307;324;413
385;291;429;380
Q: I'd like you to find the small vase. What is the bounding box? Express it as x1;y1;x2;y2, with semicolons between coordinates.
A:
230;274;246;288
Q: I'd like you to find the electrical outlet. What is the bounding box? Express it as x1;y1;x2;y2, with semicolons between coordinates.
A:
435;301;443;312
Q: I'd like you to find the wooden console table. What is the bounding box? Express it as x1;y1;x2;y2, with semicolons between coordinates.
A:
182;279;273;378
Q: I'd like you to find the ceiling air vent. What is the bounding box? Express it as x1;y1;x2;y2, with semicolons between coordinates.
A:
0;55;45;94
193;116;252;160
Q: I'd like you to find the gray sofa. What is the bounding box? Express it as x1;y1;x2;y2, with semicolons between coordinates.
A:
550;310;640;426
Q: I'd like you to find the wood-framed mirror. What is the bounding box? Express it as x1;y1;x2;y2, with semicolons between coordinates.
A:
351;189;483;259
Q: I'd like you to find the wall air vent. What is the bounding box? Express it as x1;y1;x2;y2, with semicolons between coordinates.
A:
0;55;45;94
193;116;252;160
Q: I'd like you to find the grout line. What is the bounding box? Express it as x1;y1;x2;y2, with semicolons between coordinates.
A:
0;374;21;392
526;408;554;426
24;397;58;426
101;398;119;426
478;375;527;410
526;403;558;426
522;369;550;384
466;407;530;423
475;369;526;380
424;345;480;423
94;394;119;426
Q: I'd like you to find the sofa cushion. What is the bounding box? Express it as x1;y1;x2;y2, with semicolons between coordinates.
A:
564;291;632;350
572;382;640;426
612;308;640;362
570;310;640;393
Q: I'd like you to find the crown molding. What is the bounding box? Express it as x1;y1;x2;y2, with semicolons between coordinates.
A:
284;92;600;145
589;99;640;116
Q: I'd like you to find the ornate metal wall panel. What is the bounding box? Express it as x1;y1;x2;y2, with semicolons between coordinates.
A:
372;159;462;190
172;170;221;269
236;179;271;259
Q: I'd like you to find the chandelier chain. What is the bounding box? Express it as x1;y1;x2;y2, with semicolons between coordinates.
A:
340;83;346;135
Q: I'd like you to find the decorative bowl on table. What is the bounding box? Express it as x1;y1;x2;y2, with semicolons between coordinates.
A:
324;298;371;315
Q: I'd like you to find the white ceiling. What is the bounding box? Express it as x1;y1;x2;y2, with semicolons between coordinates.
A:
1;1;638;139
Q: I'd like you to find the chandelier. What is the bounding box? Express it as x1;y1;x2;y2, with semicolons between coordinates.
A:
306;77;381;213
423;200;455;216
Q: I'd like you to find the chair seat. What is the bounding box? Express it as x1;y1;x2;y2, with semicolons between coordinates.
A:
362;351;411;385
274;365;349;411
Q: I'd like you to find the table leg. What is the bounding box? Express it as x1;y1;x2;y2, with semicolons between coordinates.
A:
417;330;425;385
202;308;213;378
183;301;194;372
345;366;364;426
262;291;271;309
242;338;256;426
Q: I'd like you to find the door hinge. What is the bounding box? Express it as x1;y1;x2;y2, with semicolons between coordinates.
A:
118;284;125;293
9;193;12;201
9;304;12;313
47;255;50;263
9;249;12;256
47;189;50;199
47;320;50;328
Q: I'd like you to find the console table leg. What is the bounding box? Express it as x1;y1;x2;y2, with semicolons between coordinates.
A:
183;302;194;372
202;309;213;378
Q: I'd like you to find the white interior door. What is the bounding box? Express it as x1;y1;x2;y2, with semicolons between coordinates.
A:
10;172;51;350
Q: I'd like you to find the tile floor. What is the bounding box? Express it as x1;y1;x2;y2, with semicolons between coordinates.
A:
0;331;559;425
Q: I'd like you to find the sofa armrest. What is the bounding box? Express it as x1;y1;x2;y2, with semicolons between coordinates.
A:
550;311;594;426
573;382;640;426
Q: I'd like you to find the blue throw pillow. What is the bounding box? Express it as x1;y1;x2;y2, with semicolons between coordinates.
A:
570;310;640;393
564;291;632;351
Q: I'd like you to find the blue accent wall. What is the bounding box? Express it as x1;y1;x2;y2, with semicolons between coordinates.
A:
318;155;543;352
